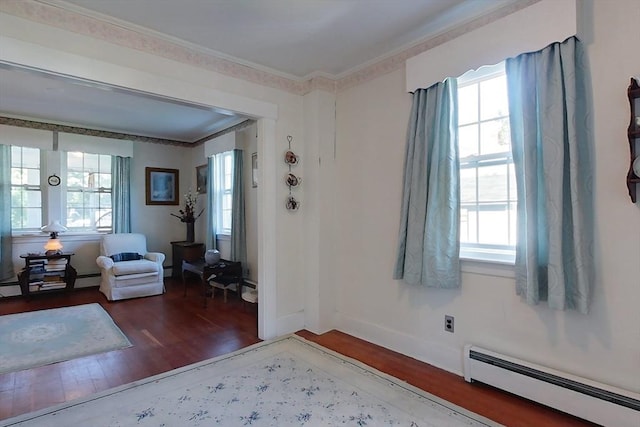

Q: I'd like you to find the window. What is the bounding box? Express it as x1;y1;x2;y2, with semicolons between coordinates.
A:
65;152;112;231
214;151;233;235
10;146;42;231
457;63;516;263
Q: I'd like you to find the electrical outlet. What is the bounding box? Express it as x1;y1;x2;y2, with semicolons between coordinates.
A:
444;315;455;333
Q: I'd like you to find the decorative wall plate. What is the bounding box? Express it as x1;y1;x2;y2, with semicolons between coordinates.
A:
284;150;298;165
633;156;640;178
47;174;61;186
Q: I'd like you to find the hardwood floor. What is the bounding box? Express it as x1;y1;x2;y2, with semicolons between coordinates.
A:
0;278;596;426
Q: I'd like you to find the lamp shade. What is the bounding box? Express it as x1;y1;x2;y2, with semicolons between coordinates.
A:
41;220;68;235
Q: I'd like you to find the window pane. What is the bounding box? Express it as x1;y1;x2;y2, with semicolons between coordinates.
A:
461;208;478;244
477;205;510;245
10;147;42;230
480;118;511;155
458;84;478;125
65;152;112;231
478;165;508;202
99;192;112;207
508;164;517;199
25;169;40;186
223;210;231;231
10;146;21;167
84;153;99;172
459;124;479;159
100;155;111;171
67;152;83;169
460;168;477;203
508;202;517;246
26;190;41;207
480;75;508;121
99;172;112;189
24;208;42;229
22;147;40;169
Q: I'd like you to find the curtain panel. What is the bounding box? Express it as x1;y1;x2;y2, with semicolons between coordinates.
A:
112;156;131;234
230;149;247;274
393;79;461;287
206;156;217;251
506;36;594;314
0;145;12;280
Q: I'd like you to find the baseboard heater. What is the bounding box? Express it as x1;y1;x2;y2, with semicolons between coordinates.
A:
463;345;640;426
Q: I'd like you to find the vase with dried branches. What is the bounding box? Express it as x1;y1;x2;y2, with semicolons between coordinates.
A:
171;190;204;242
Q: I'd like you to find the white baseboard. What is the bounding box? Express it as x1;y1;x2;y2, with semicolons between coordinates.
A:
336;313;463;376
276;310;305;337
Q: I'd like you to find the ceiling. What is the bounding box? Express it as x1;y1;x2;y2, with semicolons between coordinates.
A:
0;0;517;142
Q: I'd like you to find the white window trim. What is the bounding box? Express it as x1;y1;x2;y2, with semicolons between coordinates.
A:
214;151;233;236
461;257;515;279
10;147;115;235
458;61;516;266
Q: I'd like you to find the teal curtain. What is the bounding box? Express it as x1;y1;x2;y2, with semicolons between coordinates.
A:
206;156;217;251
393;79;460;287
112;156;131;233
0;145;12;280
230;149;247;274
506;37;594;313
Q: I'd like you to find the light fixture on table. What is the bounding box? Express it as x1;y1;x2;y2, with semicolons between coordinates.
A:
41;220;68;255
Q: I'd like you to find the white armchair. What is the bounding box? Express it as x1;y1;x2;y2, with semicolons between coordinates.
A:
96;233;165;301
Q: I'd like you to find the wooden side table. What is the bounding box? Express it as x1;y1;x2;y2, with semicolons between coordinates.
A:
170;241;204;279
18;253;77;298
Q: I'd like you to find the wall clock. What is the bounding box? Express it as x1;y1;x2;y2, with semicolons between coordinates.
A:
47;174;61;186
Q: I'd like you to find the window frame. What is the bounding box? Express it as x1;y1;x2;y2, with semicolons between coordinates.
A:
10;146;44;232
457;62;516;264
64;151;113;233
10;147;114;236
214;151;233;236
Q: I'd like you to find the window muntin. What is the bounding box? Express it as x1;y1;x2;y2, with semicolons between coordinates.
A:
10;146;42;230
458;63;516;262
215;151;233;235
65;152;112;231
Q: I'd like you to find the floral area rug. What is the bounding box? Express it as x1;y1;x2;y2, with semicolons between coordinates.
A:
0;303;131;375
1;335;501;427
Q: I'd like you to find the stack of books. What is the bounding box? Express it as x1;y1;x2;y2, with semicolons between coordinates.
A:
40;275;67;290
45;258;68;272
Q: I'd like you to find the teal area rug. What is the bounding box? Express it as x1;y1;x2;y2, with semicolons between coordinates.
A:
0;303;131;375
1;335;501;426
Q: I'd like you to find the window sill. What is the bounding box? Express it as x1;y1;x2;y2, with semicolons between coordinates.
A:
460;257;515;279
12;231;107;242
216;233;231;241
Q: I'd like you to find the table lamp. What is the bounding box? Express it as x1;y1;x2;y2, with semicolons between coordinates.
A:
41;220;67;255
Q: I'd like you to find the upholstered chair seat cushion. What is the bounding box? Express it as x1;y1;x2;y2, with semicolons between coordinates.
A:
112;259;160;276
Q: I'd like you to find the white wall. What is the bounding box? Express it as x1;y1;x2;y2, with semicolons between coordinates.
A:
333;0;640;393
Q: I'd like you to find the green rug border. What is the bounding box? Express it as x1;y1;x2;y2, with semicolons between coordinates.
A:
0;303;132;375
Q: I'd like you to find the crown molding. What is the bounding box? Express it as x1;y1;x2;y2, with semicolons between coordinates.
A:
1;0;540;96
0;115;191;146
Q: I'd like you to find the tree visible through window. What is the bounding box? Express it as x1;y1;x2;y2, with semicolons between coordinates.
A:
457;63;517;262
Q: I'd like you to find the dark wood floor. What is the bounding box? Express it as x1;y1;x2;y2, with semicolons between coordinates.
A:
0;278;595;426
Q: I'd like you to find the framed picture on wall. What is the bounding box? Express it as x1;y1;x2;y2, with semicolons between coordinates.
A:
252;152;258;188
196;164;207;194
145;167;179;205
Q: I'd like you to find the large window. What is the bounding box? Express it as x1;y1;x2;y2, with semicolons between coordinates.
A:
10;146;42;231
214;151;233;235
457;63;516;262
66;152;112;231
